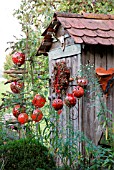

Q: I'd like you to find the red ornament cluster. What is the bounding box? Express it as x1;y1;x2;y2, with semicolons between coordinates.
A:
12;94;46;124
52;86;84;113
12;104;28;124
31;94;46;123
52;61;70;94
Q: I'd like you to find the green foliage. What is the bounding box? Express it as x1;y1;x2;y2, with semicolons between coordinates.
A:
0;138;56;170
58;0;114;14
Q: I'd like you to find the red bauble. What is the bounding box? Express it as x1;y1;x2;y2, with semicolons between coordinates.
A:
52;98;63;111
73;86;84;98
12;52;25;66
18;113;28;124
32;94;46;108
64;93;76;107
31;109;43;122
10;81;24;93
12;105;26;118
77;77;88;86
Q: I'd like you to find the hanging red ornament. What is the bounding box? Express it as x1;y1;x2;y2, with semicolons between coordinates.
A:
18;113;28;124
73;86;84;98
64;93;76;107
31;109;43;122
10;81;24;93
52;98;63;111
12;105;26;118
12;52;25;66
32;94;46;108
77;77;88;87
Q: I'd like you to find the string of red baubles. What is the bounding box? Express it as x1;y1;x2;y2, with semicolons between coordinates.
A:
10;52;46;125
52;81;87;115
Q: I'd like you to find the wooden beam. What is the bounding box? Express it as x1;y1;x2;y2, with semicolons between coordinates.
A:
48;44;81;60
4;70;28;74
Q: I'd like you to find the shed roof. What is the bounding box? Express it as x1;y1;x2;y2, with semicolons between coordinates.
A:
37;12;114;56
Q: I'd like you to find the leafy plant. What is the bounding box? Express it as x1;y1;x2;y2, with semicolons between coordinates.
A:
0;138;56;170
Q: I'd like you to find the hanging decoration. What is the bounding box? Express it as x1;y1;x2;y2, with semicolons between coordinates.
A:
52;61;70;95
76;77;88;87
96;67;114;95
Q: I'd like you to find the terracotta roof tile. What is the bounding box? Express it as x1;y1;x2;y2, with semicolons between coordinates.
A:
95;30;110;38
95;37;111;45
63;18;85;29
79;18;99;30
82;36;98;44
70;35;83;44
57;17;71;28
67;28;84;36
108;30;114;38
82;29;97;37
106;20;114;30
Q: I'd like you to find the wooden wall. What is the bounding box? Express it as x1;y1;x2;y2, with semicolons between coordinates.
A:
81;45;114;145
48;25;114;153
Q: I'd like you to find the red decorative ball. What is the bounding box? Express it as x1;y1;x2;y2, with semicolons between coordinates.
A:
64;93;76;107
12;105;26;118
31;109;43;122
52;98;63;111
32;94;46;108
18;113;28;124
12;52;25;66
73;86;84;98
10;81;24;93
77;77;88;86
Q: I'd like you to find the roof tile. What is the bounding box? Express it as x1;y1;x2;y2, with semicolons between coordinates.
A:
67;28;84;36
67;18;85;29
70;35;83;44
79;19;99;30
82;29;97;37
95;30;110;38
82;36;98;44
57;17;71;28
108;30;114;38
106;20;114;30
95;37;111;45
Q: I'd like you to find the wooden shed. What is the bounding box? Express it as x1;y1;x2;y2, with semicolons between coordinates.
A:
37;12;114;147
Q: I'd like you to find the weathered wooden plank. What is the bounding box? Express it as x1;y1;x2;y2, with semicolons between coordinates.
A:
48;44;81;60
106;46;114;127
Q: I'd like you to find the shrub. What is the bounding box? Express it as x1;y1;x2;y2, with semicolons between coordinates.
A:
0;138;56;170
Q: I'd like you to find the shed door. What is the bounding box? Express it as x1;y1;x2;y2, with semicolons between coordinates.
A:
48;43;84;152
